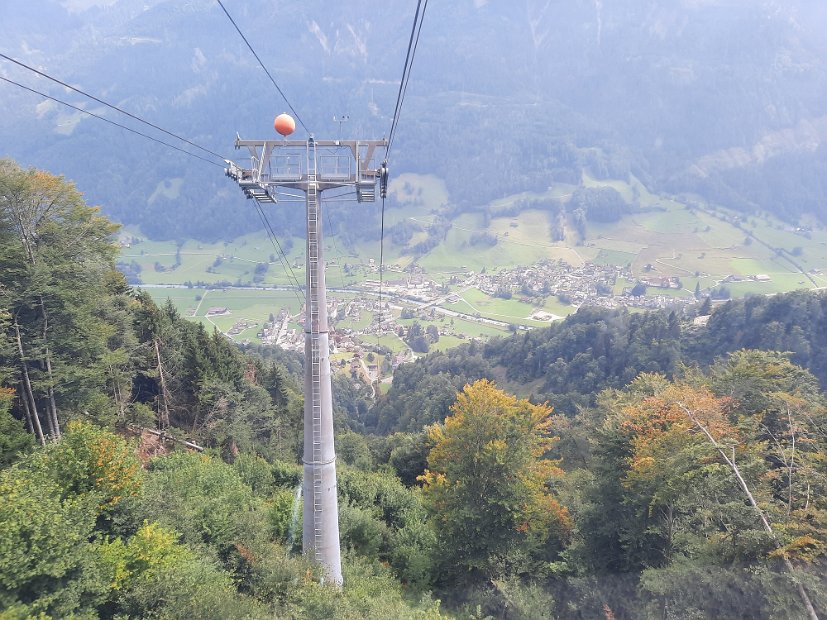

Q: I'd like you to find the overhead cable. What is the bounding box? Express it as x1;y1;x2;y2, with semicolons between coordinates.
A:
379;0;429;336
378;193;387;336
252;201;306;305
215;0;309;134
0;76;224;168
0;52;227;162
386;0;429;161
320;194;349;290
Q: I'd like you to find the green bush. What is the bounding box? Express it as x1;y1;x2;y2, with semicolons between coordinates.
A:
0;467;110;618
339;503;388;557
35;421;142;513
271;459;302;488
234;453;277;497
268;486;301;548
139;452;266;570
389;519;437;590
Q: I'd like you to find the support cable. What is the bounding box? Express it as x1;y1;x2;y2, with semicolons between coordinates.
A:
378;0;429;347
0;53;227;162
253;202;306;306
378;194;386;338
385;0;429;161
0;76;224;169
215;0;309;134
321;194;347;290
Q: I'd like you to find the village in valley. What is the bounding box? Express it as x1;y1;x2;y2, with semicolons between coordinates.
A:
194;256;716;389
123;165;826;395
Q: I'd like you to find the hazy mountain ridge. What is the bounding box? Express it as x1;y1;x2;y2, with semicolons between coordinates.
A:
1;0;825;239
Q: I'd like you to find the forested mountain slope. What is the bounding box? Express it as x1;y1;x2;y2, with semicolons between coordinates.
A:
2;162;827;618
0;158;302;456
369;290;827;434
1;0;826;241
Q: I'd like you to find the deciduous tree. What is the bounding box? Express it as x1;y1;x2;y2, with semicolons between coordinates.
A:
420;379;570;580
0;159;123;438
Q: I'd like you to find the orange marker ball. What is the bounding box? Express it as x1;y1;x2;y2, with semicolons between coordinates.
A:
274;113;296;136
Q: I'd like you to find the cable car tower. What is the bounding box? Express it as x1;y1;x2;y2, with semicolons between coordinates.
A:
225;114;387;586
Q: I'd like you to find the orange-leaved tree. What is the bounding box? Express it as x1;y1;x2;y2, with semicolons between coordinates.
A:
619;376;821;620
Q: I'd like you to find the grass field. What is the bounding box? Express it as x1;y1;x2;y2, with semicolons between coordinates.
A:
373;334;409;354
129;170;827;348
143;287;305;344
442;288;549;326
336;311;374;332
593;249;637;267
447;316;511;339
145;287;207;316
418;211;571;274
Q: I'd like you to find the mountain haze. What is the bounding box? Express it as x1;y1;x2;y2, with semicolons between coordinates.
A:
1;0;826;240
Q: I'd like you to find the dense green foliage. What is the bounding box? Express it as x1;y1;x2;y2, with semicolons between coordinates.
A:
421;381;570;584
0;158;123;443
0;162;445;618
552;352;827;619
0;423;444;619
3;163;827;618
0;160;304;460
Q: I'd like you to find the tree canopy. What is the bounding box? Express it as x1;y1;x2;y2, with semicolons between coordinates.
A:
420;380;570;582
2;161;827;618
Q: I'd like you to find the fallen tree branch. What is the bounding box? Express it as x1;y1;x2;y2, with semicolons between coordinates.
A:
127;424;204;452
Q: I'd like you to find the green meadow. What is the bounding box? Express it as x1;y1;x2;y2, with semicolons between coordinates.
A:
129;171;827;346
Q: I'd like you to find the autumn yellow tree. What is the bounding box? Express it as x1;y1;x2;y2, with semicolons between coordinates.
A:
419;379;570;580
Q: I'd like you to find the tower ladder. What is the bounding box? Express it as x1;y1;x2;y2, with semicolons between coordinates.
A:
306;139;324;561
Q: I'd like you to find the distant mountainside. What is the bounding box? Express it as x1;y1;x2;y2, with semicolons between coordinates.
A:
1;0;826;241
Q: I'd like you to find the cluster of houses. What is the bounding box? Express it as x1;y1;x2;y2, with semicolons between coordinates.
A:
204;257;789;392
474;260;691;311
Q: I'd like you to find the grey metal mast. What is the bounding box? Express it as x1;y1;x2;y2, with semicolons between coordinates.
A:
225;130;387;586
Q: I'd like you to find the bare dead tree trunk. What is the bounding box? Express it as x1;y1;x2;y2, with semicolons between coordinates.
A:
13;317;45;446
154;338;171;430
12;196;61;441
18;386;34;434
110;363;126;419
127;424;204;452
42;349;60;440
39;299;61;440
677;402;819;620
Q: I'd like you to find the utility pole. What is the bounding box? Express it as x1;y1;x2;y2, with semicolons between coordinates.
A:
225;115;387;586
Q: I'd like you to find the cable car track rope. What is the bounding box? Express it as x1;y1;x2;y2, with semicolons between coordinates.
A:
252;202;307;306
378;0;429;336
0;53;228;163
0;76;224;169
0;71;306;308
215;0;309;135
386;0;429;162
212;1;316;303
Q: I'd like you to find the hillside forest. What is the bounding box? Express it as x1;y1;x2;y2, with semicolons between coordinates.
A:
2;162;827;619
